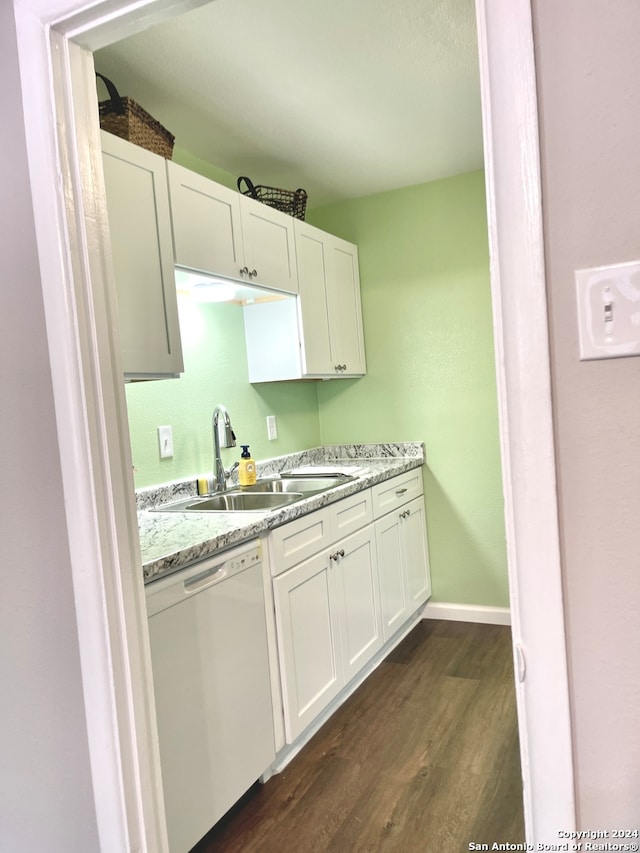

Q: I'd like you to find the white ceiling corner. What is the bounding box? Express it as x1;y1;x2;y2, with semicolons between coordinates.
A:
95;0;483;209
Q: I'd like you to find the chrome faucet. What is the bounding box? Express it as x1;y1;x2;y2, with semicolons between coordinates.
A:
212;404;237;492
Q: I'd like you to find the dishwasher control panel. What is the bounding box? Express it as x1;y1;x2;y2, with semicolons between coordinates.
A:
224;543;262;574
145;540;263;616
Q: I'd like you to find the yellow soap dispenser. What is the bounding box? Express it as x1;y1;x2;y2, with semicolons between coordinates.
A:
238;445;257;486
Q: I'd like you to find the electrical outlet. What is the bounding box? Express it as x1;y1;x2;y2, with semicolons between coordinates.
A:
266;415;278;441
157;425;174;458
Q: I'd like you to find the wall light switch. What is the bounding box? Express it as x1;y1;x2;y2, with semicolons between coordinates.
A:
576;260;640;360
157;425;174;459
266;415;278;441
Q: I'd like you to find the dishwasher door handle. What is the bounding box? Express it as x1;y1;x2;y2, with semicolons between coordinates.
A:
183;565;227;593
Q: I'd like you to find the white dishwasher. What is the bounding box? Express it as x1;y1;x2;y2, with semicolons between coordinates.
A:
145;540;275;853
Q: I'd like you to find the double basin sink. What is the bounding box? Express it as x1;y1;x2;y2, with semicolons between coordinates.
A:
153;474;357;514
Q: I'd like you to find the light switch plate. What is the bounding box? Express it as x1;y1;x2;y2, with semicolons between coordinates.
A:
157;425;174;458
576;260;640;360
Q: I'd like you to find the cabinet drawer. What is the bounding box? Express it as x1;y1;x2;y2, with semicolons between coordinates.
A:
371;469;423;519
329;488;372;540
269;508;332;576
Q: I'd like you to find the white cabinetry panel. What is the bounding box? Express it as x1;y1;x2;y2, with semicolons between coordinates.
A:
273;551;343;742
295;220;366;377
403;496;432;609
167;162;243;279
239;196;298;293
101;131;183;379
167;161;298;294
326;236;367;376
375;493;431;642
375;509;408;640
269;507;332;575
334;526;382;682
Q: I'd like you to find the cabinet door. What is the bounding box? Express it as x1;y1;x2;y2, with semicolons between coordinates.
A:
374;511;408;641
333;526;383;682
326;237;366;376
401;496;432;609
273;552;343;743
167;162;244;279
101;132;183;378
294;220;333;374
239;196;298;293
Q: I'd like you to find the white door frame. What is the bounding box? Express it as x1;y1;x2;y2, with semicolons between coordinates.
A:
12;0;574;848
475;0;575;840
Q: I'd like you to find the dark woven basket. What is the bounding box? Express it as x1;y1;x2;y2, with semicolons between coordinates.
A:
237;176;307;220
96;73;175;160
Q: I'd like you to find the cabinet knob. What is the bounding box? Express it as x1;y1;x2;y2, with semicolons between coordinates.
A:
338;549;345;558
239;266;249;276
341;364;347;371
249;269;258;278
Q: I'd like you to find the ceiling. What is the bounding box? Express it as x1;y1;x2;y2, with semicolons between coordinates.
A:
95;0;483;209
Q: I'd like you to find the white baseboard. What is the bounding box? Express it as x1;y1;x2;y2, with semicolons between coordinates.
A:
422;601;511;626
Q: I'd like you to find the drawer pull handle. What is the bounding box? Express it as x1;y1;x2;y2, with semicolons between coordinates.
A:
395;488;408;496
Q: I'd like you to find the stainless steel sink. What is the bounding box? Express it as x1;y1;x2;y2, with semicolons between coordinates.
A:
151;473;358;514
238;474;356;494
152;491;303;513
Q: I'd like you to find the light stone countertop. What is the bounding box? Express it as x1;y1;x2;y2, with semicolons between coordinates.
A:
139;442;425;583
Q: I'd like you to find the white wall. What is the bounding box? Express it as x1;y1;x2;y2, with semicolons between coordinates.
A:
532;0;640;824
0;5;99;850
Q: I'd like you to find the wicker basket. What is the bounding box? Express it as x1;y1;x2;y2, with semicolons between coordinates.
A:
96;73;175;160
237;176;307;220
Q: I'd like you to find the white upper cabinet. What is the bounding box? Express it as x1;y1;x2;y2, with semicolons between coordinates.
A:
295;220;366;377
167;162;244;280
238;195;298;293
244;222;367;382
167;162;298;294
326;234;367;376
101;132;183;379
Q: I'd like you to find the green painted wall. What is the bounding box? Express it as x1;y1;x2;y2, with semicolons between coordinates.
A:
309;171;508;607
126;295;320;488
172;146;237;191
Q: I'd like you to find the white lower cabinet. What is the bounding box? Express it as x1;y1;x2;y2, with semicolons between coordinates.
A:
269;471;430;747
273;549;343;743
273;524;381;744
334;526;382;683
375;494;431;641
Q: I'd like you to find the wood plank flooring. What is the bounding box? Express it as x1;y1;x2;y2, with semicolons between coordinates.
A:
193;619;524;853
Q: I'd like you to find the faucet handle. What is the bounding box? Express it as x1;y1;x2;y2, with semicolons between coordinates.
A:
225;461;240;480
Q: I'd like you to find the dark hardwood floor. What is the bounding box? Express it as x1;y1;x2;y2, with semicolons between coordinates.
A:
194;619;524;853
